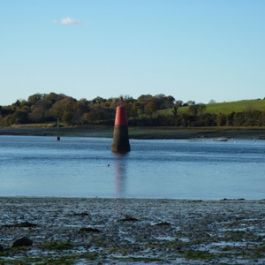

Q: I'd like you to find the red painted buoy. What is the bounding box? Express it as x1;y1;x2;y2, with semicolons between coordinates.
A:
114;106;128;126
112;98;130;153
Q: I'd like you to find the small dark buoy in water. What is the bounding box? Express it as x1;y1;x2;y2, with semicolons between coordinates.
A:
56;118;60;141
112;97;130;153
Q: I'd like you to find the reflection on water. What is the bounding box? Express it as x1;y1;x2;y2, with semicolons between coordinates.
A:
114;154;127;198
0;136;265;199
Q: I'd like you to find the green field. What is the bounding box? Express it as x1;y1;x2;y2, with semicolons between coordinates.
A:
182;99;265;114
160;99;265;116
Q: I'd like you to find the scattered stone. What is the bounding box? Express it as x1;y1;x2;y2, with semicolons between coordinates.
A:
79;227;101;233
0;198;265;264
72;212;91;217
3;222;37;228
154;222;171;227
12;237;33;248
119;215;139;222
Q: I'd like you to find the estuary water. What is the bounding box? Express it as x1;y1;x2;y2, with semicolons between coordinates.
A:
0;136;264;200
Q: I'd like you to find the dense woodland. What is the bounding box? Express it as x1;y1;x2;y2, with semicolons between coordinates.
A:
1;93;265;127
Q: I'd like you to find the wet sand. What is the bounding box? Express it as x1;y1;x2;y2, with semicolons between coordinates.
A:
0;198;265;264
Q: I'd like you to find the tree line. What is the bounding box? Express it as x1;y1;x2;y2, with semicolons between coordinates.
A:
0;92;265;127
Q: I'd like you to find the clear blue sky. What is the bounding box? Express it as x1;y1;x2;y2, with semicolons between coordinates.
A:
1;0;265;105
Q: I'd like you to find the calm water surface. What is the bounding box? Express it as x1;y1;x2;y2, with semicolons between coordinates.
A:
0;136;265;199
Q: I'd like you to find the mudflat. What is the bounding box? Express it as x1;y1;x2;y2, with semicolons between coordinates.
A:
0;198;265;264
1;126;265;139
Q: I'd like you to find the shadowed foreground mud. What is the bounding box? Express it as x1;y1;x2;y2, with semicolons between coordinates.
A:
0;198;265;264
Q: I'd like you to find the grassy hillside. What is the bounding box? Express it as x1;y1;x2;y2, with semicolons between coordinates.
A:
196;99;265;114
160;99;265;116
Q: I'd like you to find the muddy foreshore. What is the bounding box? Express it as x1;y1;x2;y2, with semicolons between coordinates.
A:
1;126;265;140
0;198;265;264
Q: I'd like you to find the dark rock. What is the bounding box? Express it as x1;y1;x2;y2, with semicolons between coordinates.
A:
12;237;33;248
154;222;171;227
18;222;37;228
119;215;139;222
79;227;101;233
72;212;91;217
3;222;37;228
0;245;3;251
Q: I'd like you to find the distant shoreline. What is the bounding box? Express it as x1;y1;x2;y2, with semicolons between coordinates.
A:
0;196;262;201
0;126;265;140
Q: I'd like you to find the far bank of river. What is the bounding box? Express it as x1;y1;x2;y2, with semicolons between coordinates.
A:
0;126;265;139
